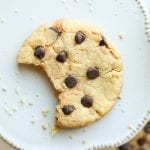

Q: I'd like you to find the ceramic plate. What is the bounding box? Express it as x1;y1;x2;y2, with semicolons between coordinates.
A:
0;0;150;149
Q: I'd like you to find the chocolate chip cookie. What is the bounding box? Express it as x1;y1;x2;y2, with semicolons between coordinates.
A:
118;121;150;150
17;19;122;128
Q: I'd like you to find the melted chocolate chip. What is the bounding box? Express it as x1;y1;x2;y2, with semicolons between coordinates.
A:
62;105;75;115
64;75;77;88
87;67;99;79
99;36;108;47
81;95;93;108
137;137;146;146
34;46;45;59
144;121;150;133
49;27;61;35
56;51;67;63
75;31;86;44
119;144;133;150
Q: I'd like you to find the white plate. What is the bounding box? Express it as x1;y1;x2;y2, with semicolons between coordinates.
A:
0;0;150;149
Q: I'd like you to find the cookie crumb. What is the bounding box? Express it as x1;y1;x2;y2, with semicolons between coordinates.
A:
42;124;48;130
28;100;35;106
88;1;93;6
8;112;12;116
118;94;122;99
4;107;9;113
68;135;73;139
62;83;67;89
12;107;17;112
29;16;36;21
82;139;88;144
2;86;7;92
61;0;66;3
13;9;19;14
121;108;126;113
4;107;12;116
0;18;6;24
74;0;79;3
118;32;125;39
31;117;36;124
15;86;20;95
35;94;39;98
51;125;59;136
20;97;26;105
41;108;50;117
31;114;35;118
89;7;94;12
128;124;134;130
15;71;19;75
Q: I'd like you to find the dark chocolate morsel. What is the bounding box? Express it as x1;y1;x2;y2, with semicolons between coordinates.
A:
119;144;133;150
64;75;77;88
81;95;93;108
75;31;86;44
62;105;75;115
87;67;99;79
56;51;67;63
34;46;45;59
137;137;146;146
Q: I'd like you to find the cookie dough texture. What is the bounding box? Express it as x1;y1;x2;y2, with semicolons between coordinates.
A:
17;19;122;128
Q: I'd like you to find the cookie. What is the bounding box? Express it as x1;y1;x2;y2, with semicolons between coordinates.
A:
17;19;122;128
118;121;150;150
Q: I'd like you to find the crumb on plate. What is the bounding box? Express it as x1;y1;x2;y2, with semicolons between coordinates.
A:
15;86;20;94
68;135;73;139
128;124;134;130
118;32;125;39
82;139;88;144
41;108;50;117
2;86;7;92
51;125;59;136
41;124;48;130
28;100;35;106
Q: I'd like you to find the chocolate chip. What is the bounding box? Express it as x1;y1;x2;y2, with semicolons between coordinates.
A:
49;27;61;35
119;144;132;150
62;105;75;115
75;31;86;44
56;51;67;63
81;95;93;108
87;67;99;79
144;121;150;133
99;36;108;47
34;46;45;59
137;137;146;146
65;75;77;88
